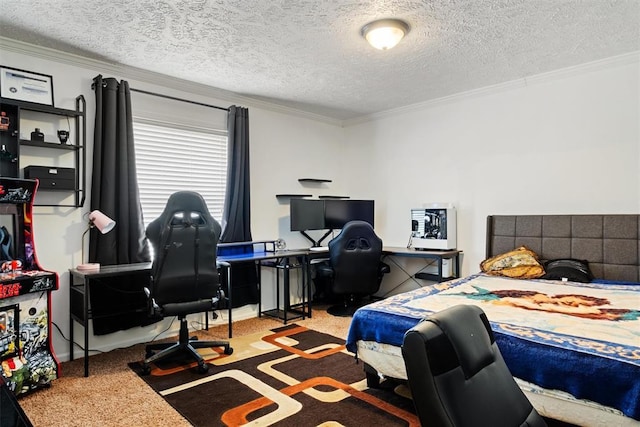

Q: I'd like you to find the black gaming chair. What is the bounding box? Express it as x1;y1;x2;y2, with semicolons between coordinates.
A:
402;304;546;427
315;220;390;316
143;191;232;374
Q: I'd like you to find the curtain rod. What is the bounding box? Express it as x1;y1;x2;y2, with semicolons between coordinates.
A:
130;88;230;112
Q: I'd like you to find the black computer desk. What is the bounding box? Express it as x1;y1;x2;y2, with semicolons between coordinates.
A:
68;247;311;377
68;244;461;377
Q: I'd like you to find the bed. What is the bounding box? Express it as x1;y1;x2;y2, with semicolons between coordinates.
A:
346;215;640;426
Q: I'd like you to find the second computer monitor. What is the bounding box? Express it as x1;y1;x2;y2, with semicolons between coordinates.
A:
324;199;374;229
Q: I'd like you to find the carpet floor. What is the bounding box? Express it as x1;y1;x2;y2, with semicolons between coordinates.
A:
18;307;352;426
17;306;578;426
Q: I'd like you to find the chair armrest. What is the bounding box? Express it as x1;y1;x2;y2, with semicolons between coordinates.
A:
315;261;334;278
379;261;391;275
144;286;161;317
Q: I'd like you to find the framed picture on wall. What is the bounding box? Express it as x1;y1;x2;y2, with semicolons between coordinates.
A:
0;66;54;107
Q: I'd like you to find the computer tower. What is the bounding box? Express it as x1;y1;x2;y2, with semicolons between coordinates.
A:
409;204;457;250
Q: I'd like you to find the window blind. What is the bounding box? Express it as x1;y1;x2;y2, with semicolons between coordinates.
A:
133;120;228;227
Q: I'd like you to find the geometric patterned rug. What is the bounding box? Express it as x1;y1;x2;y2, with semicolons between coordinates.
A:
129;324;419;426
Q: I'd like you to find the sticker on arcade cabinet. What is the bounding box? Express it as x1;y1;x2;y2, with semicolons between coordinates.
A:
0;185;32;203
0;273;55;297
0;304;19;359
0;282;21;299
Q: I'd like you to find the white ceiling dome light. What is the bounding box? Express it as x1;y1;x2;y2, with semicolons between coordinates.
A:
361;18;410;50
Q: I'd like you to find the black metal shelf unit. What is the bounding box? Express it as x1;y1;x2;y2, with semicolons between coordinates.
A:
0;96;86;207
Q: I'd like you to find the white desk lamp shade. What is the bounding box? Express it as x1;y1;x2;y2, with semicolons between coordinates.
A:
89;210;116;234
77;210;116;271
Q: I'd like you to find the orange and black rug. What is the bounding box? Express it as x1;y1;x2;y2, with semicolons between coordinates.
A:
129;324;418;426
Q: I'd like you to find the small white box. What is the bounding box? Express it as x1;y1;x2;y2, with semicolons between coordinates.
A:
422;258;453;278
409;203;457;250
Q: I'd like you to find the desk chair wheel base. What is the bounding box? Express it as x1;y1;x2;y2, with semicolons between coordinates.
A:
327;302;359;317
327;294;379;317
142;316;233;375
141;364;152;375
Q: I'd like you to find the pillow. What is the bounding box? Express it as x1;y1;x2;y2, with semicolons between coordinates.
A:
542;258;593;283
480;246;545;279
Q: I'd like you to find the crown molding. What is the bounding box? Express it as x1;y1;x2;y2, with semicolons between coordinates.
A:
2;37;636;128
344;50;640;127
0;37;342;126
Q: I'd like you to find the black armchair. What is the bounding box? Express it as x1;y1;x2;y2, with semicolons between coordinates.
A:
402;304;546;427
142;191;232;374
315;220;390;316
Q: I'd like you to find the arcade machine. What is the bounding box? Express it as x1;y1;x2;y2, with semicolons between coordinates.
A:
0;178;59;396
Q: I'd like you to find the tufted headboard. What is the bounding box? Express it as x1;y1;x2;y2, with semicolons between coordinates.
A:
486;215;640;282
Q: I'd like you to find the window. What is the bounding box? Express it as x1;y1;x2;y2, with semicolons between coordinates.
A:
133;119;228;228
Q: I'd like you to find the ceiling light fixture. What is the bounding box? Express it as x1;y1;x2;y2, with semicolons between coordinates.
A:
361;18;410;50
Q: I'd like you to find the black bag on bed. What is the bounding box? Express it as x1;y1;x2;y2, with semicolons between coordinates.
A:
542;258;593;283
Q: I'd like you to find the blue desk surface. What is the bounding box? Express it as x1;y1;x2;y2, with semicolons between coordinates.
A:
218;249;309;263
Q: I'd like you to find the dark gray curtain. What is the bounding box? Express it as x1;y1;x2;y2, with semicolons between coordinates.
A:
90;75;150;265
221;105;252;242
220;106;257;307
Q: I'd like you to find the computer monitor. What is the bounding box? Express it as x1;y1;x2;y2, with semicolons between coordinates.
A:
289;198;326;231
324;199;375;229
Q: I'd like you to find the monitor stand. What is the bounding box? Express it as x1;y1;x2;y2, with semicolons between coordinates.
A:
300;230;333;247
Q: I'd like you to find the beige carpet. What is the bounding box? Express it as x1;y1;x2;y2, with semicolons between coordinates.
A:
19;307;351;427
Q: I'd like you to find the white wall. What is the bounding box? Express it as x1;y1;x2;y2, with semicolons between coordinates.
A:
345;54;639;280
0;40;347;361
1;39;638;361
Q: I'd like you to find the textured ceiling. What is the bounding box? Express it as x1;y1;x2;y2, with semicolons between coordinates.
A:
0;0;638;120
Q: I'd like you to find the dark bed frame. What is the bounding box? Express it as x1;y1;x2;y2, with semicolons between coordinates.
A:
486;215;640;282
